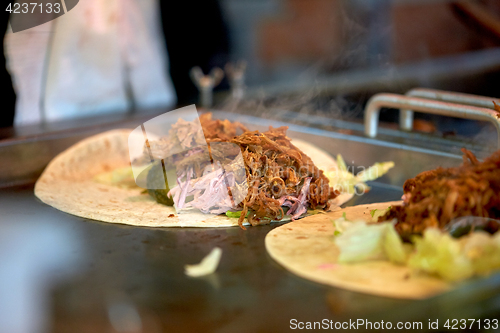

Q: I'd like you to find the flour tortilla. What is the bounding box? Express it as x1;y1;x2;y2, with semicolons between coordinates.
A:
35;129;353;227
265;201;452;299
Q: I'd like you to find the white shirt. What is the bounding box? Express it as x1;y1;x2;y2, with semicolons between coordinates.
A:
5;0;176;126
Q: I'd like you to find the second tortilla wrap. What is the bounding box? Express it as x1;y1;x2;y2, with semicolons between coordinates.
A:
265;202;451;299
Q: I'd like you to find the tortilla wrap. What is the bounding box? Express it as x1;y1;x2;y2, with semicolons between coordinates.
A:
35;129;353;227
265;201;451;299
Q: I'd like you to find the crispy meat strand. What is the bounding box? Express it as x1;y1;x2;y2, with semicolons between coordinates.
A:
379;148;500;240
200;112;248;141
493;101;500;119
231;126;338;229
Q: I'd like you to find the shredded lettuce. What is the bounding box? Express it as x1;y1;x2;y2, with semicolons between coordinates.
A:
333;212;500;281
335;222;388;263
356;162;395;182
225;210;250;218
408;229;473;282
370;206;391;222
332;213;352;234
325;155;394;195
184;247;222;277
308;209;326;215
336;154;348;172
463;232;500;276
332;216;407;264
94;166;139;189
408;229;500;281
383;223;410;264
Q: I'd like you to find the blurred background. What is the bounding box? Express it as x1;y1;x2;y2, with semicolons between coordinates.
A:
2;0;500;136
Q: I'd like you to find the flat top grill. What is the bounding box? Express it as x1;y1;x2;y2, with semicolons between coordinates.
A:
2;102;500;331
4;181;500;331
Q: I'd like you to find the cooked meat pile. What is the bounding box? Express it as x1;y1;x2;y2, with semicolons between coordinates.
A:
149;113;337;229
379;148;500;239
230;127;337;228
201;113;338;228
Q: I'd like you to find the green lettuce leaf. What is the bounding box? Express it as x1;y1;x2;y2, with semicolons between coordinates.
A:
408;228;473;282
334;217;500;281
356;162;395;182
325;156;395;195
94;166;139;189
225;210;250;218
370;206;391;222
333;217;407;264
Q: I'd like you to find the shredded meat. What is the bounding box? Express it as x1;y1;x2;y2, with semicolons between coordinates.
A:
227;127;338;229
493;101;500;119
379;148;500;240
195;113;338;228
150;112;337;229
200;112;249;141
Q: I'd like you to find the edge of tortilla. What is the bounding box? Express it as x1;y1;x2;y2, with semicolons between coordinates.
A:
265;201;452;299
35;129;352;227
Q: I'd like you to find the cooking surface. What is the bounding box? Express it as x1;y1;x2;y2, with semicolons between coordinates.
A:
3;110;500;332
3;182;500;332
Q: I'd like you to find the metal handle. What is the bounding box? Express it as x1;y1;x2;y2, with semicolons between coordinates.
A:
225;60;247;100
364;93;500;148
190;67;224;108
400;88;500;131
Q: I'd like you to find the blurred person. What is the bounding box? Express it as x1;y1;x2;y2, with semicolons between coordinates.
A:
5;0;176;127
0;9;16;128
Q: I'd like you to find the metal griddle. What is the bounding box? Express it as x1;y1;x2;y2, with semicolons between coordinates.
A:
2;101;500;332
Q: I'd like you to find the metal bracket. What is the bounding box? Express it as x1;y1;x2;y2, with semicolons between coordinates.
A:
225;60;247;100
190;67;224;108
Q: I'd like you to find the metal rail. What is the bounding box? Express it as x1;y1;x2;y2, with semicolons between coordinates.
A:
364;93;500;148
400;88;500;131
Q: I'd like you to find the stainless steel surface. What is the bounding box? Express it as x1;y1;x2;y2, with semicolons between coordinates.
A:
3;184;500;331
364;93;500;148
0;184;398;332
400;88;500;131
3;109;477;189
239;107;490;155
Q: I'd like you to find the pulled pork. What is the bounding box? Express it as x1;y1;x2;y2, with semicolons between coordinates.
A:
228;127;338;228
167;113;338;229
200;112;249;141
379;148;500;240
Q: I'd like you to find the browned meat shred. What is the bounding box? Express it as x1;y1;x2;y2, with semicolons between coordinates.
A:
379;148;500;239
493;101;500;119
199;112;338;229
200;112;249;141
